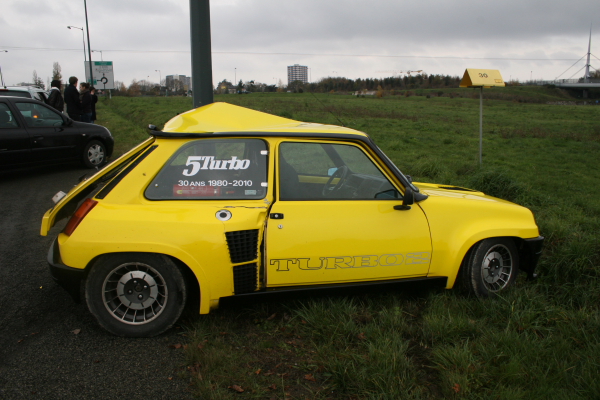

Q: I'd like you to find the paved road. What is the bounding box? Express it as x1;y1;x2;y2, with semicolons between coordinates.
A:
0;165;192;399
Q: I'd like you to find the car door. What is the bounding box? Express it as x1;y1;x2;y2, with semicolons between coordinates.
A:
0;101;31;166
14;101;80;162
266;140;432;287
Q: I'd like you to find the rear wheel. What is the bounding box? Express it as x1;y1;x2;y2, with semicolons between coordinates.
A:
82;140;106;168
459;238;519;297
85;253;187;337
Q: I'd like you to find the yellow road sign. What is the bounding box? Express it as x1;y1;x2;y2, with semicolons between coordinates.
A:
460;69;505;88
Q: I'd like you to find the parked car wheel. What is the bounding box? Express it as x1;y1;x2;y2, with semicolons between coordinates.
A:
85;253;187;337
459;238;519;297
82;140;106;168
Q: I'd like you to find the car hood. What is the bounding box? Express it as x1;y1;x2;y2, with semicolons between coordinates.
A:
40;138;155;236
414;182;515;205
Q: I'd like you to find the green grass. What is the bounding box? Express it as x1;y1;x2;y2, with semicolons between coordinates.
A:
96;89;600;399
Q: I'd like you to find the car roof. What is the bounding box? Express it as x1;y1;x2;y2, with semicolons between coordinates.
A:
161;102;367;137
0;85;45;90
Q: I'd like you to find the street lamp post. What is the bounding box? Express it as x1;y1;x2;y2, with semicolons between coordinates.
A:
83;0;94;85
67;26;87;75
0;50;7;87
155;70;162;96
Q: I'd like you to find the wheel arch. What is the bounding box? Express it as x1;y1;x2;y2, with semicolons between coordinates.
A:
87;135;113;155
83;251;208;314
451;236;524;289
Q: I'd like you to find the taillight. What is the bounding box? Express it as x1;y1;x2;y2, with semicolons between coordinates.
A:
63;198;98;236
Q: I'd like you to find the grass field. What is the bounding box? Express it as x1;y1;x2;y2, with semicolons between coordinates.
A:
97;89;600;399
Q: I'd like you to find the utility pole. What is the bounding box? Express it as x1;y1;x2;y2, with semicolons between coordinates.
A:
189;0;214;108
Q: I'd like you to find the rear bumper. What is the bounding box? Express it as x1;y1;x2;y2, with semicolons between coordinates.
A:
48;237;85;302
520;236;544;280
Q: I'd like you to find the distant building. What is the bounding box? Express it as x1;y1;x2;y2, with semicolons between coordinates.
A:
165;74;192;92
287;64;308;85
217;80;236;94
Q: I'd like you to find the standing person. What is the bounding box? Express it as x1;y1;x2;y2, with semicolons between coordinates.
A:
64;76;82;121
90;86;98;124
46;80;64;112
80;82;93;123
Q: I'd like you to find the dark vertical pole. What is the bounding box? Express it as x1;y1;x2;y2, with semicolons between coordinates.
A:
84;0;94;85
190;0;214;108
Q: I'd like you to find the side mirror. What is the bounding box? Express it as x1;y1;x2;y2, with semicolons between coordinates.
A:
393;187;414;211
63;116;73;126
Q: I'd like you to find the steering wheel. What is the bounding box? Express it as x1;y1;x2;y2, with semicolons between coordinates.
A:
322;166;349;197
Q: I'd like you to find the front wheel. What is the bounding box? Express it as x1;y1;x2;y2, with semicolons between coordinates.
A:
85;253;187;337
459;238;519;297
82;140;106;168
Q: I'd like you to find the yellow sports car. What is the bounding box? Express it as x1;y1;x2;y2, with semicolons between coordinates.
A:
41;102;543;337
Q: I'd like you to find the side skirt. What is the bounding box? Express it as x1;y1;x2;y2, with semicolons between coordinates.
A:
220;276;448;306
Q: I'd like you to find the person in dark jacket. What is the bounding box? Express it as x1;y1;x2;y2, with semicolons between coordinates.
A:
64;76;82;121
90;86;98;123
80;82;93;123
46;80;64;112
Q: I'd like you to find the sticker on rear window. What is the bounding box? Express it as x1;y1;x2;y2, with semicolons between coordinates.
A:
145;139;269;201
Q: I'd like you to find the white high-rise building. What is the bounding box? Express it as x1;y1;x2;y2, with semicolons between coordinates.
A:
287;64;308;85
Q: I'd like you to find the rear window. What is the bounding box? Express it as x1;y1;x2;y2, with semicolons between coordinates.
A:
145;138;269;200
0;90;31;98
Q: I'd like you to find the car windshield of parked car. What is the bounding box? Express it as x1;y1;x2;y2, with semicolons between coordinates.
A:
145;138;268;200
0;103;19;128
15;102;64;128
279;141;398;200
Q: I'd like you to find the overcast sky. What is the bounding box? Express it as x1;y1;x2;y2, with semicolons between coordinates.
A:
1;0;599;88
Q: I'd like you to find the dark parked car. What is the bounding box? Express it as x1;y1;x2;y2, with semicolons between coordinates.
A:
0;96;113;169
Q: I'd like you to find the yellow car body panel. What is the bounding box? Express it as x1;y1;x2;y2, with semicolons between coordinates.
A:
415;185;539;288
42;102;543;336
163;102;366;136
266;200;432;286
40;137;155;236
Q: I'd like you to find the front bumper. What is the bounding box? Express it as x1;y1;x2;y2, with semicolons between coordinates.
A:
48;237;85;302
520;236;544;280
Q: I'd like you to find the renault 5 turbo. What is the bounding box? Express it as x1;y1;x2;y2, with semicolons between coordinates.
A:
41;102;543;337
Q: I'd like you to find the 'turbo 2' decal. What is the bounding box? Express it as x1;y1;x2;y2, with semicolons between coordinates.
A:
270;253;431;271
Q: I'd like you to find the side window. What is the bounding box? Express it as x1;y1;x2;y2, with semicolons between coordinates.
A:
0;104;19;128
36;92;48;103
279;141;399;200
15;102;64;128
145;138;268;200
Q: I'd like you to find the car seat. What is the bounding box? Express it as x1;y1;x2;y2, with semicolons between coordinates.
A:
279;156;301;200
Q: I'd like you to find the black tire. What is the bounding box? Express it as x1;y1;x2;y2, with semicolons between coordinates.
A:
85;253;187;337
82;140;106;168
459;238;519;297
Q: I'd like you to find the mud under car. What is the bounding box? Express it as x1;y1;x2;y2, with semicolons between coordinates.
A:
41;102;543;337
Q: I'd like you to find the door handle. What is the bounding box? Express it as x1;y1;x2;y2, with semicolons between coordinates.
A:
270;213;284;219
